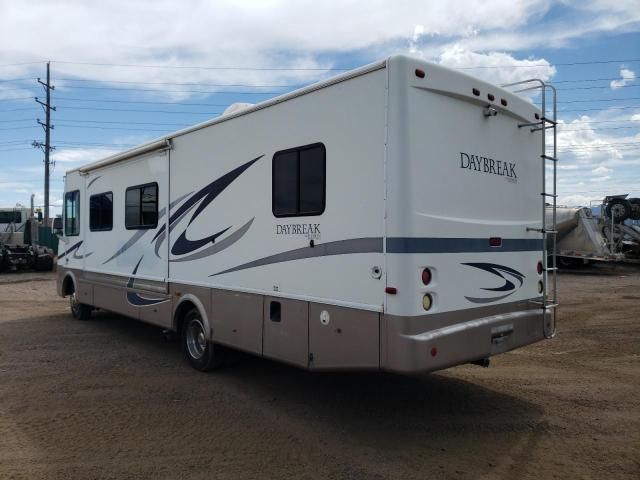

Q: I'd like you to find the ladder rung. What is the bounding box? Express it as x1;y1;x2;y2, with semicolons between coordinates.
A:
527;228;558;234
518;121;542;128
542;117;557;125
541;193;558;197
541;155;558;161
545;267;558;272
531;125;556;132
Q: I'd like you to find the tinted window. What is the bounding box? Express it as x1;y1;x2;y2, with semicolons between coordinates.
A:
64;190;80;236
90;192;113;231
0;211;22;224
125;182;158;229
272;143;325;217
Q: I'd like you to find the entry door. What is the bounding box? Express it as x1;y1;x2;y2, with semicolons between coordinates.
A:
262;297;309;367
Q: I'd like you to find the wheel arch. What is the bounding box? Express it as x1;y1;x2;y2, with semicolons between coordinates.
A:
61;271;78;297
173;295;212;340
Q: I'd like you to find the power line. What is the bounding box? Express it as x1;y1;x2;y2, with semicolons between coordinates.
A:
51;60;348;71
56;96;229;106
0;125;39;130
55;123;174;132
54;105;222;114
0;77;38;83
49;58;640;71
55;78;299;88
57;119;189;127
56;85;284;95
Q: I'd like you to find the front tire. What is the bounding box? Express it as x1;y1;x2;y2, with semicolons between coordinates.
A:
181;308;223;371
69;290;92;320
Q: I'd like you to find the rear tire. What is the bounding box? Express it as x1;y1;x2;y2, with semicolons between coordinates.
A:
605;198;632;222
69;289;92;320
181;308;223;371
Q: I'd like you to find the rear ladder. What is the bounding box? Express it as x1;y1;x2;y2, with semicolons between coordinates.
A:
503;79;558;338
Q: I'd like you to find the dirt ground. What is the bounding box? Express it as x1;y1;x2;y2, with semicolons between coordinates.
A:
0;266;638;480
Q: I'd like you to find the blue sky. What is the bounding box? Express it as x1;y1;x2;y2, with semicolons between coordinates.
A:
1;0;639;215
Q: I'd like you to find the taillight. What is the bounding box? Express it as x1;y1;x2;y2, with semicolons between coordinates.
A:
537;261;543;275
537;280;544;294
422;294;433;311
489;237;502;247
421;268;432;285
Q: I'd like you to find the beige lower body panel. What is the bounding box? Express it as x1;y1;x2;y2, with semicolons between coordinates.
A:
57;267;548;373
381;300;549;373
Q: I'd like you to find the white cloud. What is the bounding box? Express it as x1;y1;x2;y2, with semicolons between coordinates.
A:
610;68;636;90
51;147;122;164
0;0;635;96
591;165;611;175
435;46;556;86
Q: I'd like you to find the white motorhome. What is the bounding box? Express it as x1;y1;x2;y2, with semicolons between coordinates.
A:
57;55;556;373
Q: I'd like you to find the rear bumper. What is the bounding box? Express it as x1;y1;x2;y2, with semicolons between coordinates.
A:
382;302;551;373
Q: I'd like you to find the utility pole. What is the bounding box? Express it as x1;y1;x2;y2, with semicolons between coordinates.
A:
32;62;56;225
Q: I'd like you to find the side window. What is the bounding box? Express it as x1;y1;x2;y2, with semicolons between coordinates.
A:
89;192;113;231
125;182;158;229
64;190;80;236
272;143;325;217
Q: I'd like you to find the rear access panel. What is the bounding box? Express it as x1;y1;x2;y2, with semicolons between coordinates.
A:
263;296;309;368
309;304;379;370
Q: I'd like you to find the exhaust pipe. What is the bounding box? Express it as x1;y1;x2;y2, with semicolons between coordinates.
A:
470;358;490;368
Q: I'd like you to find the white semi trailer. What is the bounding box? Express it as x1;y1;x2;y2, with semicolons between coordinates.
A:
56;55;556;373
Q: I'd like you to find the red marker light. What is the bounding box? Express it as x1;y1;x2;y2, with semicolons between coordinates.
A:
421;268;432;285
385;287;397;295
537;261;543;275
430;347;438;357
501;98;508;106
415;68;425;78
487;93;495;101
472;88;480;96
489;237;502;247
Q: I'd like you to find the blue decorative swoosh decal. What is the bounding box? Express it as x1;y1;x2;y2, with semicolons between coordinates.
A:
125;256;169;307
462;263;526;304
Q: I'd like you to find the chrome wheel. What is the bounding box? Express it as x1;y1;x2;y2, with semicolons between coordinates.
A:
186;318;207;360
70;291;79;313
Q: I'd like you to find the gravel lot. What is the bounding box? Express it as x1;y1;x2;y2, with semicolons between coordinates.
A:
0;266;638;479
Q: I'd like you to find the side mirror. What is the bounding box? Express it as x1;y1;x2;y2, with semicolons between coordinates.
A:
52;217;63;237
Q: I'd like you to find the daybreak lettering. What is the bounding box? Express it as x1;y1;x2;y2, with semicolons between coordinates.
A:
460;152;517;181
276;223;321;240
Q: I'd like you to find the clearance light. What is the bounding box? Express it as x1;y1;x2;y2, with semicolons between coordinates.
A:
538;280;544;294
422;293;433;311
501;98;508;106
421;268;432;285
385;287;397;295
430;347;438;357
537;261;544;275
489;237;502;247
535;113;540;120
415;68;426;78
487;93;495;101
472;88;480;96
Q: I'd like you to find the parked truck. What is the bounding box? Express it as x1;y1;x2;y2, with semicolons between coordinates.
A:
0;206;54;272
